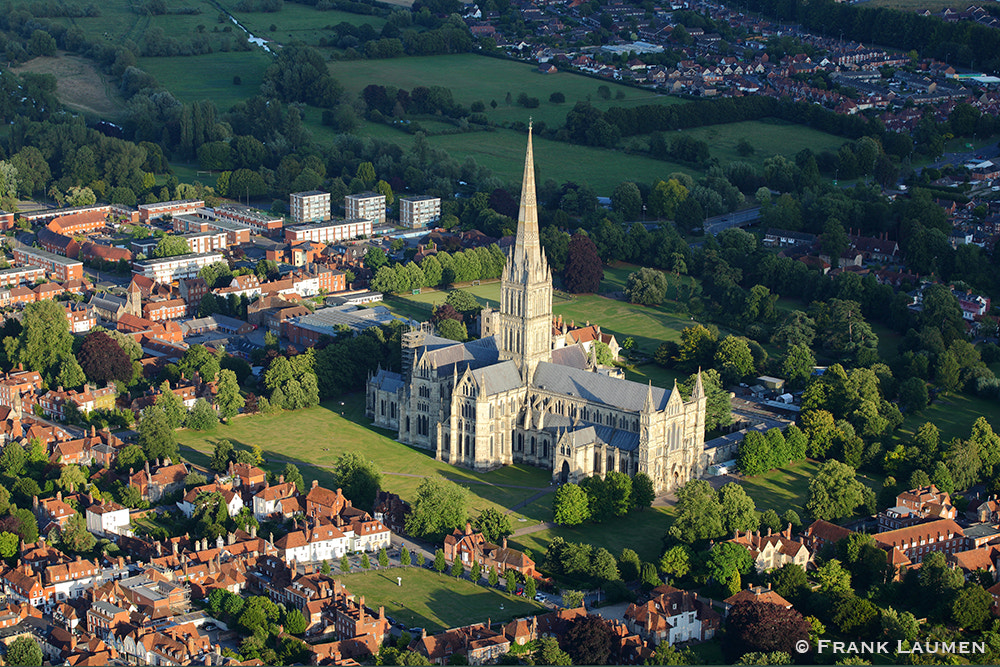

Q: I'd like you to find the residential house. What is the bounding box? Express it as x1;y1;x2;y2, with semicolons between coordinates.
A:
875;519;965;573
728;525;811;572
38;384;116;420
176;484;244;518
624;585;721;646
85;501;131;537
253;482;300;521
880;484;957;531
723;584;793;614
444;523;536;578
409;622;510;665
129;461;188;503
802;519;853;553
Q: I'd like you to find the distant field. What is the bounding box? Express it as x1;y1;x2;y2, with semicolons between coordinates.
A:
140;50;273;110
896;392;1000;444
864;0;956;10
13;52;123;119
336;568;543;632
218;0;386;46
328;54;685;129
680;119;847;168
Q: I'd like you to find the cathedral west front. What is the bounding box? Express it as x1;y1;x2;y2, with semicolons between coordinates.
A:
367;126;707;494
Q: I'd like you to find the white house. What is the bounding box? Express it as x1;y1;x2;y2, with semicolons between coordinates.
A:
176;484;244;518
253;482;299;521
86;502;131;537
274;522;349;563
348;518;392;553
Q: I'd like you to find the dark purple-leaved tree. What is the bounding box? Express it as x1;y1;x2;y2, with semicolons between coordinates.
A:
563;233;602;294
78;331;133;385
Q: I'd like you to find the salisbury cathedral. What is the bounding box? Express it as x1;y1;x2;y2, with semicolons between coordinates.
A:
367;127;707;494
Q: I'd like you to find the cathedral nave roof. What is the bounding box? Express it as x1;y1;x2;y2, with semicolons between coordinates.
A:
532;362;672;412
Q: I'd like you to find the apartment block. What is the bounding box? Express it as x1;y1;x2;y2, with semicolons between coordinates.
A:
290;191;331;224
13;246;83;282
399;196;441;228
131;252;224;283
345;192;386;224
213;205;284;233
284;219;372;244
183;232;227;254
0;266;46;287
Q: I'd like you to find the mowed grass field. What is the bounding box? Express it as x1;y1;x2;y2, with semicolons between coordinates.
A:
13;52;124;118
681;119;847;168
336;568;543;632
328;54;685;129
896;392;1000;444
140;50;273;111
176;393;554;524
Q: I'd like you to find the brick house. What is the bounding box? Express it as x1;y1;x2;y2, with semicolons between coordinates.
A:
129;461;188;502
875;518;965;573
38;384;116;420
444;523;536;578
879;484;957;531
409;622;510;665
624;585;721;646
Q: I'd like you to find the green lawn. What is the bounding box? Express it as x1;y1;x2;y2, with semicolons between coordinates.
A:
327;54;684;129
175;393;552;522
738;459;822;518
336;567;544;632
896;392;1000;444
140;50;273;111
508;506;674;563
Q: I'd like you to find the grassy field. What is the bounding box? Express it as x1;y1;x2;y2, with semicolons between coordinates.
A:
680;119;847;169
175;393;553;523
336;568;543;632
509;506;674;563
895;392;1000;444
328;54;684;129
140;50;273;110
14;52;123;119
218;0;386;47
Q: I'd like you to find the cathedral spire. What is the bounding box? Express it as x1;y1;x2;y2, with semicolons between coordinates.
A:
513;121;541;266
693;368;705;400
643;380;654;413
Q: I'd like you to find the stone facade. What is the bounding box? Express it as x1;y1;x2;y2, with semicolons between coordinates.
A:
366;127;706;494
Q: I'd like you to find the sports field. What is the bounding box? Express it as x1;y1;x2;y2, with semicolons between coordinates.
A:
14;53;123;118
336;568;543;632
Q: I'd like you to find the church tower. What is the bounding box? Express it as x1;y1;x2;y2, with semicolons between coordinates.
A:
499;123;552;378
125;280;142;318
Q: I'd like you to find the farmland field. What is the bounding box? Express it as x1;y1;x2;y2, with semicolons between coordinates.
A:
13;53;123;118
680;119;848;168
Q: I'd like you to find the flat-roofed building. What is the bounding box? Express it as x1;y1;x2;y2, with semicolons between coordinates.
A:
290;191;330;223
213;205;284;233
138;199;204;222
399;196;441;228
345;192;386;224
172;214;212;234
205;218;252;246
183;232;227;254
13;246;83;282
284;219;372;244
132;252;224;283
0;266;45;287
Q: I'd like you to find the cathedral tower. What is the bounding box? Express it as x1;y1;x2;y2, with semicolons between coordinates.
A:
499;124;552;378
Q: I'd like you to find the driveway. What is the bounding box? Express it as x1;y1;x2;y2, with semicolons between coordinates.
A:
592;602;633;623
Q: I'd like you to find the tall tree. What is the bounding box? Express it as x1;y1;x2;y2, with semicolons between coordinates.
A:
669;479;723;543
331;452;382;511
78;332;133;385
563;234;603;294
138;405;178;462
405;478;468;542
553;483;590;526
725;600;811;662
215;369;245;421
6;300;84;387
473;508;512;544
806;460;867;521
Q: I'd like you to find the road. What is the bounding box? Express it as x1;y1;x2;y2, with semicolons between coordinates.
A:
703;207;762;236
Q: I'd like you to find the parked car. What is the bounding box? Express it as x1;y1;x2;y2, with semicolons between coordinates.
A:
408;627;424;635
